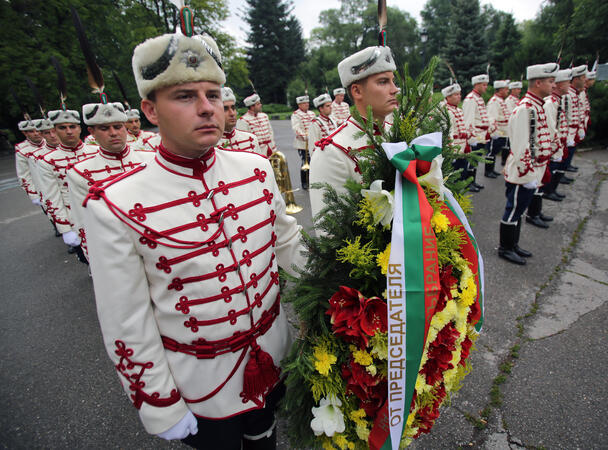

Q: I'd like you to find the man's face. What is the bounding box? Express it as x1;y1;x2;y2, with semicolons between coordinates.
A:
223;100;238;132
298;102;309;112
90;122;128;153
126;118;141;134
24;129;42;144
585;79;595;89
334;93;345;103
556;80;570;95
475;82;488;94
352;71;399;121
572;75;586;90
496;87;509;98
446;92;461;106
41;129;59;146
253;102;263;114
318;102;332;116
536;77;555;98
511;88;521;98
141;81;224;158
54;123;81;147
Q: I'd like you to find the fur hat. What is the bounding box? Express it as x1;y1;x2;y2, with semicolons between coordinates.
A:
338;46;396;88
508;81;522;89
571;65;588;78
493;80;509;89
222;86;236;102
333;87;346;96
296;95;309;104
313;93;332;108
82;102;128;126
126;109;140;119
527;62;559;80
555;69;572;83
244;93;260;107
18;120;37;131
132;32;225;99
586;71;596;80
471;74;489;85
35;119;54;131
441;83;461;98
48;109;81;125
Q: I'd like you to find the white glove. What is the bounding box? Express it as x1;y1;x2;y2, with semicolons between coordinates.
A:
579;131;585;140
62;231;81;247
32;198;41;206
157;411;198;440
566;139;575;147
469;139;479;147
523;181;537;190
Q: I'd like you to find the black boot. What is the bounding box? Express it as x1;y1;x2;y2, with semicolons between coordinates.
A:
526;195;550;229
300;169;309;190
543;172;564;202
484;157;498;178
566;165;578;172
471;169;484;189
514;219;533;257
501;147;509;166
499;222;526;264
560;175;574;184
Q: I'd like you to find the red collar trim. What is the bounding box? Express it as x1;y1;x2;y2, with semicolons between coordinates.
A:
59;141;84;152
473;89;482;97
156;144;216;177
129;130;141;138
349;116;383;135
100;145;130;160
223;129;235;140
525;91;544;106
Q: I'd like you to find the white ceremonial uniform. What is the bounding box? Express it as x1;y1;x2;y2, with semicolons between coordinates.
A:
128;130;158;152
84;134;99;146
445;103;471;154
307;114;337;151
331;100;350;125
83;145;305;434
505;92;552;185
67;145;153;259
290;109;316;150
543;93;568;162
487;95;510;138
15;140;43;201
220;129;262;156
579;89;590;134
236;111;277;157
28;141;57;205
463;90;494;144
38;141;98;233
309;116;389;218
566;86;584;145
505;94;520;115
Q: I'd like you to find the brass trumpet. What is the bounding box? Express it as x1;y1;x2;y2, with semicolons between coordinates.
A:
269;150;303;215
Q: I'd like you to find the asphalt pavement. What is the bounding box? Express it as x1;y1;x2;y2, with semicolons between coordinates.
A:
0;123;606;449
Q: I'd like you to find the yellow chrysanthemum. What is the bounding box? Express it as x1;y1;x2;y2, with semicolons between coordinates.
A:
431;212;450;234
313;345;337;376
332;433;354;450
459;276;477;307
352;348;373;366
377;243;391;275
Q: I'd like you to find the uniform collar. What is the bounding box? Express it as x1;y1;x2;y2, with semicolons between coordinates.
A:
156;144;216;177
129;130;141;138
99;145;130;160
223;129;235;139
525;91;544;107
58;141;84;152
472;89;483;97
349;116;384;135
319;114;331;121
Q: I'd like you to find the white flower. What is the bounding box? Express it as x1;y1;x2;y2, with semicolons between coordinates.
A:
310;396;346;437
361;179;394;227
418;154;447;200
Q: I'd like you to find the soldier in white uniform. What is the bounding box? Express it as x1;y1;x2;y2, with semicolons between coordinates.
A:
309;45;398;219
219;87;261;155
486;80;510;178
441;82;471;181
503;81;522;165
330;87;350;125
463;74;494;191
237;94;277;158
38;109;97;258
83;21;305;449
499;63;558;265
560;65;587;178
67;102;152;261
308;93;337;151
541;69;571;202
125;108;157;146
290;95;316;189
15;119;45;204
579;70;594;140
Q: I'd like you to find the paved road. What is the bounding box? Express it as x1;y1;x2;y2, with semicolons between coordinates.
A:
0;124;606;449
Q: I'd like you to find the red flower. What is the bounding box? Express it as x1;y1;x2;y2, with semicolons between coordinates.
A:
436;265;458;312
468;299;481;324
360;296;388;336
459;336;473;366
327;286;362;327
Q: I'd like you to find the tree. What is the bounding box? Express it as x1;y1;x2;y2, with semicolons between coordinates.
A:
244;0;304;104
489;13;522;79
420;0;453;61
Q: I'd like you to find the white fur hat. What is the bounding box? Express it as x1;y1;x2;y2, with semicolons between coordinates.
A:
132;32;225;99
82;102;128;126
527;62;559;80
18;120;37;131
313;93;332;108
493;80;509;89
586;71;596;80
333;87;345;96
126;109;140;119
471;74;489;85
508;81;522;89
35;119;54;131
222;86;236;102
555;69;572;83
48;109;81;125
441;83;461;98
571;65;587;78
338;46;396;88
296;95;309;104
244;93;260;107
